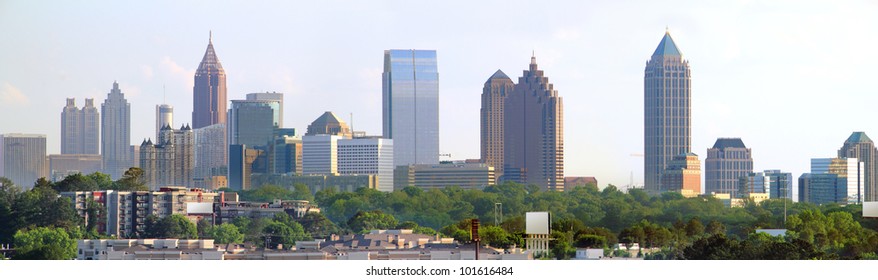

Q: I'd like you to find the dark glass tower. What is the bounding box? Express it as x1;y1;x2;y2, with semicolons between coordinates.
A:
192;32;227;129
645;30;691;193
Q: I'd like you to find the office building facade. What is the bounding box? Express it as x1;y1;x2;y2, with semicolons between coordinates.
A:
338;138;394;192
802;157;864;204
480;70;514;180
246;92;283;127
101;82;131;179
644;31;692;193
660;153;701;196
0;134;48;189
838;132;877;201
229;100;277;148
193;123;227;185
394;162;495;191
306;111;352;138
156;104;173;140
504;55;564;191
61;98;100;155
382;49;439;167
705;138;753;197
302;135;341;175
192;33;227;129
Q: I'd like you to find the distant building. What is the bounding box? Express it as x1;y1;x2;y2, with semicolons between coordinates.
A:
250;173;377;193
481;70;514;180
62;187;220;237
246;92;284;127
139;125;195;189
504;55;564;191
49;154;102;181
660;153;701;195
271;132;302;175
192;33;227;129
306;111;352;139
0;134;48;189
838;132;877;201
800;158;864;205
565;177;598;189
302;135;341;175
644;30;692;194
215;198;319;224
61;98;99;155
229;99;278;148
740;170;793;199
394;162;495;190
155;104;173;140
101;81;131;179
705;138;753;197
338;138;394;192
193;123;227;186
228;144;265;191
382;49;440;167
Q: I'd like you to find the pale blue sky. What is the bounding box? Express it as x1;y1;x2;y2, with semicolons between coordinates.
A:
1;0;876;190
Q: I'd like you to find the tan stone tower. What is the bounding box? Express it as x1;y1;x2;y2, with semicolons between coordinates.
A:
480;70;514;180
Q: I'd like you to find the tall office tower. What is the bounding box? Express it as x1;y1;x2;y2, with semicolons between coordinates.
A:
306;111;352;138
801;158;864;205
101;81;131;179
272;134;302;175
192;32;227;129
382;49;439;167
503;54;564;191
838;132;877;201
228;144;264;191
140;125;195;189
0;134;48;189
170;125;194;187
764;169;793;200
644;30;692;194
302;135;341;175
705;138;753;197
156;104;173;140
480;70;514;180
246;92;283;127
193;123;227;184
228;100;277;148
61;98;80;154
660;153;701;196
61;98;100;155
338;138;394;192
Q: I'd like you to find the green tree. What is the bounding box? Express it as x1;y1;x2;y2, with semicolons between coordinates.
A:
114;168;148;191
299;212;343;238
479;225;512;248
292;183;314;201
13;227;76;260
263;221;310;249
145;214;198;239
207;224;245;244
347;210;398;233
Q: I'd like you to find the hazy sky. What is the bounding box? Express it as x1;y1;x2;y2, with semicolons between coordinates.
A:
1;1;876;190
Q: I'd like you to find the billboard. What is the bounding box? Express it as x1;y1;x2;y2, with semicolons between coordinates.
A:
526;212;550;234
864;202;878;218
186;202;214;215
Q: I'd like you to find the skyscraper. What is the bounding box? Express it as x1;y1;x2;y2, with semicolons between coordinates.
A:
306;111;352;138
481;70;514;180
228;100;278;148
140;125;194;189
382;49;439;167
838;132;877;202
61;98;99;155
101;81;131;179
705;138;753;197
0;134;48;189
156;104;173;140
192;32;227;129
503;55;564;191
193;123;227;185
246;92;283;127
644;30;692;193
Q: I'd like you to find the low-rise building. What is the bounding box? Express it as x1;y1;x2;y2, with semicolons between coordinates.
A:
77;239;223;260
394;162;495;190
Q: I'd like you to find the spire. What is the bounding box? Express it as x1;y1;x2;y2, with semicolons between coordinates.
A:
652;31;682;57
209;30;212;44
531;50;536;65
197;31;224;73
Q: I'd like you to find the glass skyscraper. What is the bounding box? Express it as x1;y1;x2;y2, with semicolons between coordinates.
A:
382;49;439;167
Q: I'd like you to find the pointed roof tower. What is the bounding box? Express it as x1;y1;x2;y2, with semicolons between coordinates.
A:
489;69;510;80
652;30;682;57
846;132;873;144
197;32;225;74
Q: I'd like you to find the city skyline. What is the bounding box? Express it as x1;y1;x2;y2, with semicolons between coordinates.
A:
1;1;877;188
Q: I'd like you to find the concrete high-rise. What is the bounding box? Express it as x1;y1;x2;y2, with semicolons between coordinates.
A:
192;33;227;129
382;49;439;167
338;138;394;192
193;123;227;186
140;125;194;189
0;134;48;189
156;104;173;140
101;81;131;179
838;132;877;202
246;92;283;127
302;135;341;175
503;55;564;191
228;100;278;148
644;30;692;193
480;70;514;180
705;138;753;197
61;98;99;155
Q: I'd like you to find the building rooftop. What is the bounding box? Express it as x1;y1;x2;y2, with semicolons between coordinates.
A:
845;131;873;144
712;138;747;149
488;69;510;80
652;31;682;57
